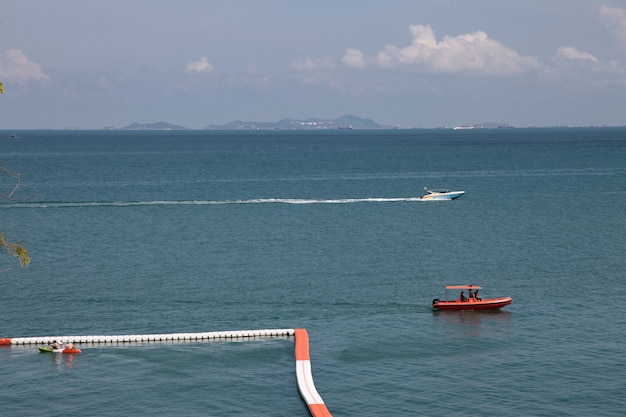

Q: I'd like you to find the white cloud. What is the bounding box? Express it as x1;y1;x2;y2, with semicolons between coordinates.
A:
543;45;624;88
0;49;50;85
292;56;335;71
360;24;540;75
556;47;598;63
342;48;366;68
600;5;626;44
184;56;214;75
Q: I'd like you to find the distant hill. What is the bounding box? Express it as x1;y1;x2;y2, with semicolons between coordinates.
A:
119;122;190;130
111;118;516;131
205;115;391;130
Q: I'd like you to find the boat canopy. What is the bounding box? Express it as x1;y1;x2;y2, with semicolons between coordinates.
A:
445;285;482;290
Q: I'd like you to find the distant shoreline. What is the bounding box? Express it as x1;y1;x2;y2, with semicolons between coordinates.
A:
2;125;624;132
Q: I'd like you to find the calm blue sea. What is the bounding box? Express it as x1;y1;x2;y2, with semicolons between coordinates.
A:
1;128;625;416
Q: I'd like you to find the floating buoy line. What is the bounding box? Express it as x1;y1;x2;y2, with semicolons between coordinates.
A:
1;328;331;417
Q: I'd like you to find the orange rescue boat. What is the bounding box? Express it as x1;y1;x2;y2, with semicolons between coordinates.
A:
432;284;512;311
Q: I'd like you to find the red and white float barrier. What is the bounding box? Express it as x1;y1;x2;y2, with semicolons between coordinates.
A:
1;328;332;417
1;328;294;345
294;328;333;417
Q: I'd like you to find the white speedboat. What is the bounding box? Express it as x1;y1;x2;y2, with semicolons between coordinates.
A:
420;187;465;200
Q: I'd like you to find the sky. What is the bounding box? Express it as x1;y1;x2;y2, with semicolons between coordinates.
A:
1;0;626;129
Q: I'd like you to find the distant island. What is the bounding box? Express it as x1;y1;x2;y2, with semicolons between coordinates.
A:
55;117;621;131
111;117;521;131
112;115;391;131
114;121;190;131
22;117;625;131
205;115;392;130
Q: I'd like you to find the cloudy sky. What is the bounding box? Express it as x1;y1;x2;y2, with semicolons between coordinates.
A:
1;1;626;129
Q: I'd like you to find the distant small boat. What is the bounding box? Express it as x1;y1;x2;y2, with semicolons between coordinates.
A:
432;284;512;311
38;346;82;354
420;187;465;200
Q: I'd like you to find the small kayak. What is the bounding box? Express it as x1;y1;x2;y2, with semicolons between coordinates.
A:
38;346;82;354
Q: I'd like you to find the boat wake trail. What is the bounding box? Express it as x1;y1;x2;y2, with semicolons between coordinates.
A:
3;197;427;209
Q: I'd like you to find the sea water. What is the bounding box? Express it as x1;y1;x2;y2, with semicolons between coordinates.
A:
0;128;625;416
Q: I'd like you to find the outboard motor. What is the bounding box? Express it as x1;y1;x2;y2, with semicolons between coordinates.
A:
432;298;440;305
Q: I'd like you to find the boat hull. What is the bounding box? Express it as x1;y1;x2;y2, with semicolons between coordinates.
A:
420;191;465;200
432;297;512;311
38;347;82;354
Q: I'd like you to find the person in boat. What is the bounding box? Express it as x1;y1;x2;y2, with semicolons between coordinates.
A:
468;289;473;299
474;290;481;301
460;291;467;302
66;342;74;350
50;340;60;349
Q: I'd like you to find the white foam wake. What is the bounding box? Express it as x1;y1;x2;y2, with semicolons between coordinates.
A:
2;197;427;208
